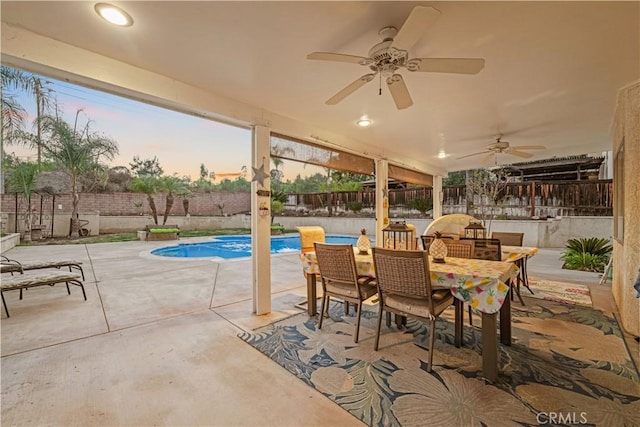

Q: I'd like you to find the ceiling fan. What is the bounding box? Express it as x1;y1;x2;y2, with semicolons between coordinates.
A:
306;6;485;110
457;135;546;161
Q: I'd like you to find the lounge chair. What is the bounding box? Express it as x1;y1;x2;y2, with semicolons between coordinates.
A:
1;270;87;317
1;255;85;280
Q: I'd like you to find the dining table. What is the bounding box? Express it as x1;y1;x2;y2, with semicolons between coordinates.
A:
300;249;519;382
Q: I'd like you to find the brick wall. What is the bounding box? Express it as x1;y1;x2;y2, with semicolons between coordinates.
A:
1;191;250;216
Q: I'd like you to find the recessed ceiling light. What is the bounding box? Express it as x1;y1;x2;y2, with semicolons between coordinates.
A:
95;3;133;27
357;118;372;127
437;151;447;159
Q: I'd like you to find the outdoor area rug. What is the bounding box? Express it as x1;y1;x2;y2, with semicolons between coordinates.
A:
524;277;593;307
239;299;639;426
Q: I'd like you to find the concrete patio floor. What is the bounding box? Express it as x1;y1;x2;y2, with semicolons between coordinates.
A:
1;237;637;426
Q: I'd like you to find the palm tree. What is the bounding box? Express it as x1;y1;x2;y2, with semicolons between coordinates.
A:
129;175;160;225
39;109;118;237
158;175;188;225
5;161;40;242
1;66;54;163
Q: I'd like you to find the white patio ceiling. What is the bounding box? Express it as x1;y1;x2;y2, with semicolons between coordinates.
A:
1;1;638;175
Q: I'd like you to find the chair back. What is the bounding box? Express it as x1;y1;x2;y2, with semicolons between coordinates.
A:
314;243;357;285
297;226;325;253
491;232;524;246
462;237;502;261
443;239;475;259
372;248;432;298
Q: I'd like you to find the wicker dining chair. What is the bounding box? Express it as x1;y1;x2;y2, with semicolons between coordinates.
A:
442;239;477;326
314;243;378;343
461;237;502;262
372;247;456;372
491;232;524;247
443;239;475;259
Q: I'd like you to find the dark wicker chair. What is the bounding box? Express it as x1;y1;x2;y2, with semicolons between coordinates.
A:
491;232;524;247
463;237;524;315
372;247;457;372
314;243;377;343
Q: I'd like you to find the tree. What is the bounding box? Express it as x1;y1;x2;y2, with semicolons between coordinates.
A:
1;66;54;164
129;175;160;224
5;160;40;242
158;175;188;225
466;167;510;233
39;109;119;237
129;155;163;177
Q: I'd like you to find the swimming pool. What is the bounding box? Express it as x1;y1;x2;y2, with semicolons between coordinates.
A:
150;234;360;259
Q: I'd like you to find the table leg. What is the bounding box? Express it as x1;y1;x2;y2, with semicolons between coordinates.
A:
454;299;463;348
499;286;512;346
522;256;534;295
307;274;317;317
481;312;498;382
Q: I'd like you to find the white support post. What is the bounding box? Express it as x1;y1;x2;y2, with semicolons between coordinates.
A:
433;175;443;219
251;125;271;315
375;159;389;247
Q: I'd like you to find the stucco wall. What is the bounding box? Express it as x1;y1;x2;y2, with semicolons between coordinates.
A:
276;216;612;249
612;81;640;337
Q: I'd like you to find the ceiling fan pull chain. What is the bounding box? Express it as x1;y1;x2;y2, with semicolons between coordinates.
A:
379;73;382;95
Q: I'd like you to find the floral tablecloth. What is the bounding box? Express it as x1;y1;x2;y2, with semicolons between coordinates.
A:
501;245;539;262
300;251;519;314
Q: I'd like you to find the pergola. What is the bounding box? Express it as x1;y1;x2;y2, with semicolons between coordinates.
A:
1;2;638;328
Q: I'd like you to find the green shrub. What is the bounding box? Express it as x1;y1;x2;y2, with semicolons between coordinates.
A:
408;197;433;215
560;237;612;272
149;228;179;234
347;201;363;213
564;237;612;256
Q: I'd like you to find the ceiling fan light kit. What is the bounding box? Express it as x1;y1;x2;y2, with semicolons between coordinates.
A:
306;6;485;110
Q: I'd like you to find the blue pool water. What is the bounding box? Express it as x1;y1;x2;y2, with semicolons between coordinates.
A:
150;234;360;259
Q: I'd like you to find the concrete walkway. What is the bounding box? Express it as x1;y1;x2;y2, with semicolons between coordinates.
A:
1;239;633;426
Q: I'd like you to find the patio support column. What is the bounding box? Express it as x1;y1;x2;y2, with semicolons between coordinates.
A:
251;125;271;315
433;175;443;219
375;159;389;246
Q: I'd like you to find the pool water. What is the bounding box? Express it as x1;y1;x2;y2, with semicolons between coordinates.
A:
150;234;360;259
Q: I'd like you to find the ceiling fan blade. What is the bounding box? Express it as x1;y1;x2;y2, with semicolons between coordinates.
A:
326;74;376;105
307;52;371;65
482;153;496;166
510;145;546;150
407;58;485;74
386;74;413;110
457;150;490;160
390;6;441;52
506;149;534;158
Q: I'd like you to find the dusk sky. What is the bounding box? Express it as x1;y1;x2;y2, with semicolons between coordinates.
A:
9;70;318;181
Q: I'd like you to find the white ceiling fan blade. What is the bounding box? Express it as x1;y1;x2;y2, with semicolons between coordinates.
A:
510;145;546;150
407;58;485;74
386;74;413;110
390;6;441;52
506;149;534;158
326;74;376;105
457;150;490;160
307;52;371;65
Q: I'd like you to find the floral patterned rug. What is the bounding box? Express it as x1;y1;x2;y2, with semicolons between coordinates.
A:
523;277;593;307
239;299;639;426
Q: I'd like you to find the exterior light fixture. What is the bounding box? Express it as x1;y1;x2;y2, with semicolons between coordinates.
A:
357;118;372;127
95;3;133;27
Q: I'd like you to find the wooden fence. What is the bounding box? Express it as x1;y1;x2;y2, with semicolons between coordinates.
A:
287;179;613;217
